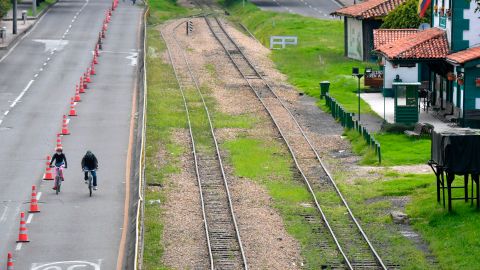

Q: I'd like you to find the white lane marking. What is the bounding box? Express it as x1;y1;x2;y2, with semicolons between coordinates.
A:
51;51;55;55
65;29;70;34
31;260;101;270
71;19;75;23
73;15;77;19
0;120;2;125
3;111;8;116
27;213;33;224
39;68;43;71
34;73;39;78
0;205;8;223
47;57;51;61
37;192;42;200
10;80;34;108
15;243;22;251
43;62;47;66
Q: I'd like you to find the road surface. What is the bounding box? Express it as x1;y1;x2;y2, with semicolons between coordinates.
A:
249;0;345;19
0;0;143;269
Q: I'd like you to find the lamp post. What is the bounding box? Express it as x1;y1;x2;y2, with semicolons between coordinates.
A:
353;67;368;122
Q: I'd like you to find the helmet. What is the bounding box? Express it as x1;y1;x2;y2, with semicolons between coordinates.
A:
56;147;63;152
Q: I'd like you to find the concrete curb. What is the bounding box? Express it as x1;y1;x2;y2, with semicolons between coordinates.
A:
0;0;57;51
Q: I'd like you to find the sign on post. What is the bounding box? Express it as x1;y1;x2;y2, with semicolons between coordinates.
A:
269;36;298;49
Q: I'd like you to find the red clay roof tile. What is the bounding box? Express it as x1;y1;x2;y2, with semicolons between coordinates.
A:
376;28;449;60
373;29;419;49
447;46;480;64
333;0;407;19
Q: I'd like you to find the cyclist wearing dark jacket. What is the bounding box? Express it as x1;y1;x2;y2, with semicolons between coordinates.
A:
81;150;99;190
50;147;68;168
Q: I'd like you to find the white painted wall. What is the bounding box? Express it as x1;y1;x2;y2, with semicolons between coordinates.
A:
383;58;419;89
463;1;480;47
346;17;363;60
432;0;452;45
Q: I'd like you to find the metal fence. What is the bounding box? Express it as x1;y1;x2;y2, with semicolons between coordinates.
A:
325;93;381;163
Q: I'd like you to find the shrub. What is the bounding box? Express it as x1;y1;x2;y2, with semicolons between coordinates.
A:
0;0;11;19
381;0;431;29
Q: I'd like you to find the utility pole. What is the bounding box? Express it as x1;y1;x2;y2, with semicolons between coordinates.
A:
12;0;17;34
32;0;37;16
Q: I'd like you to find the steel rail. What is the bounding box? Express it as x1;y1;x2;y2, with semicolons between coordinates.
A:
171;19;248;270
162;19;248;270
205;15;388;270
160;26;215;270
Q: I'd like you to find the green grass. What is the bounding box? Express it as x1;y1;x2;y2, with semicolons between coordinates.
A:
345;129;431;166
335;170;480;269
223;1;435;166
223;1;374;115
27;0;56;16
143;0;189;268
224;137;347;268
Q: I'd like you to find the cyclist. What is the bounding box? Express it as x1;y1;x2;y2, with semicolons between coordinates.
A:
49;147;68;190
81;150;98;190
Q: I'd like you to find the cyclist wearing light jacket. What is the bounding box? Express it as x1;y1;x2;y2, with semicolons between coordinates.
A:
81;150;99;190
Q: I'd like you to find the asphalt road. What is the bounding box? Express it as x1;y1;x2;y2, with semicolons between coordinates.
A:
0;0;143;269
249;0;345;19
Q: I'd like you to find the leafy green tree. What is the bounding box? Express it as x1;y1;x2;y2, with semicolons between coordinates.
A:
0;0;11;19
381;0;431;29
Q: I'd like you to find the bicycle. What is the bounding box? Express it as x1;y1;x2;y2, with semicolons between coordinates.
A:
83;168;97;197
52;165;65;195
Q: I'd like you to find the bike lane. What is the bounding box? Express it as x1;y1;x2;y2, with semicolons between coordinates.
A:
0;1;143;269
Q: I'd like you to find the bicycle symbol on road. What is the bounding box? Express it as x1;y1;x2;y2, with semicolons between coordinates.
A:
31;260;101;270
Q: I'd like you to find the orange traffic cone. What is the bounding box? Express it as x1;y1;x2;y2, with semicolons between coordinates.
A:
17;212;29;242
56;133;63;149
82;74;88;89
85;71;91;83
95;44;99;57
61;115;70;135
75;89;81;102
90;63;96;75
93;54;98;65
7;252;14;270
69;98;77;117
29;185;40;213
43;155;54;180
108;8;112;16
101;29;105;39
79;79;85;93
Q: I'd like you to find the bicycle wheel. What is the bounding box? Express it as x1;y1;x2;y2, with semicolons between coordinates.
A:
55;177;60;195
89;176;93;197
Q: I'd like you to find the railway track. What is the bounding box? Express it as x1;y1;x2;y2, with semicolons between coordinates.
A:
203;15;389;270
161;21;248;270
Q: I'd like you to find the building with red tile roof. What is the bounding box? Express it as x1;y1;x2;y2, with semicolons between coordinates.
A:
376;28;449;60
371;0;480;128
333;0;408;19
332;0;407;61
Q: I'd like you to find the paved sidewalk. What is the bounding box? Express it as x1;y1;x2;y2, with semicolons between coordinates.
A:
361;92;453;132
0;19;35;49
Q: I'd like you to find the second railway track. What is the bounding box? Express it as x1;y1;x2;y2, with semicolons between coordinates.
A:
161;20;248;270
204;15;390;270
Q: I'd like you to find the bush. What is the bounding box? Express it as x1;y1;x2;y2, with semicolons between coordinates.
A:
381;122;415;133
0;0;11;19
381;0;430;29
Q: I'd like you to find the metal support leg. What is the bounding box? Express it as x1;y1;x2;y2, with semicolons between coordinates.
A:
447;173;455;212
465;174;469;202
474;174;480;210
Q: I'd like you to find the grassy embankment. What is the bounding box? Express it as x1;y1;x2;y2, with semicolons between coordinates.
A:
27;0;56;16
143;1;189;268
223;1;430;166
222;2;480;269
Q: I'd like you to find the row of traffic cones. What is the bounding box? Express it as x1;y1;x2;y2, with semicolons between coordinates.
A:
3;2;119;268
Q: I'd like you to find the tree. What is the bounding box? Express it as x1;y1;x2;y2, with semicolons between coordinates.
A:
381;0;431;29
0;0;11;19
